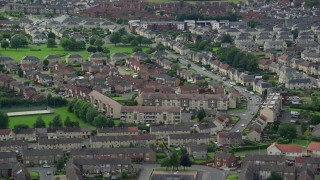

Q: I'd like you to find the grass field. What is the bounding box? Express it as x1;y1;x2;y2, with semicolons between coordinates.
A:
291;139;310;146
227;173;239;180
30;171;40;180
0;44;150;62
8;106;91;128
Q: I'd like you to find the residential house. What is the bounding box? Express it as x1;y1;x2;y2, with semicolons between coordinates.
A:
0;129;15;141
46;127;92;139
131;51;148;61
217;132;242;146
150;124;191;140
239;73;254;86
267;143;303;158
264;41;287;51
193;122;217;135
247;125;262;142
186;143;208;160
66;54;84;64
243;154;285;165
90;135;156;148
214;152;238;168
286;79;312;90
167;133;211;147
13;129;36;141
38;138;83;150
96;127;139;136
259;93;282;123
0;140;28;152
253;79;272;95
307;142;320;157
23;149;63;165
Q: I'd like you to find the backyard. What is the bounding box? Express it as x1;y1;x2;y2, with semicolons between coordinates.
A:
8;106;91;128
0;44;150;62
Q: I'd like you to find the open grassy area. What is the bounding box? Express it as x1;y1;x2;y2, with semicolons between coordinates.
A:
292;139;310;147
30;171;40;180
227;173;239;180
227;107;246;114
8;106;91;128
111;96;129;101
190;152;214;164
230;115;240;122
0;44;149;62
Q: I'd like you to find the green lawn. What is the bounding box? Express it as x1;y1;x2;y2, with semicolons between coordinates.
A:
230;116;240;122
113;119;121;126
190;152;214;164
227;173;239;180
8;107;91;128
111;96;129;101
0;44;149;62
291;139;310;147
30;171;40;180
227;107;246;113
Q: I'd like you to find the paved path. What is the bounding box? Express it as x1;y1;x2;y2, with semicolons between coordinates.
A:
7;109;54;117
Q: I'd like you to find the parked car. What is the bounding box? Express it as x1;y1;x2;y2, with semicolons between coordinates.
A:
46;171;51;175
43;164;51;168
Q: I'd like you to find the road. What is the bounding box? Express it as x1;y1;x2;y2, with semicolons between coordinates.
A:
28;167;56;180
137;164;230;180
169;52;261;132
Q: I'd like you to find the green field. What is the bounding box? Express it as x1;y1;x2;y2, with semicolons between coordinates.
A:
0;44;149;62
29;171;40;180
8;107;91;128
227;173;239;180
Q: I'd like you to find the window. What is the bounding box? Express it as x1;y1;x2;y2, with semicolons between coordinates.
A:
134;114;137;120
163;114;167;120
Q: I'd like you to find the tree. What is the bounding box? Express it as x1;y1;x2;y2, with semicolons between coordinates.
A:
68;99;78;112
33;116;46;128
278;123;296;140
0;112;9;129
85;107;98;123
103;47;110;54
310;115;320;125
55;157;64;170
221;34;233;43
89;37;96;45
262;74;269;80
160;157;171;170
48;32;56;39
267;172;284;180
10;34;28;50
93;115;108;128
43;59;49;67
291;29;299;39
18;68;23;78
247;20;261;28
51;115;63;128
87;46;97;53
64;116;79;127
1;40;9;50
94;38;104;47
180;152;192;170
130;40;139;47
47;38;57;49
197;108;206;121
109;32;121;46
169;150;180;170
14;124;29;129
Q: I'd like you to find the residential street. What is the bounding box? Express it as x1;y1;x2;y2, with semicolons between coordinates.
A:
171;52;261;132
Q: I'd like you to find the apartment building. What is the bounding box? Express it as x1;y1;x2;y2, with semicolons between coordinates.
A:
150;124;192;139
38;138;83;150
89;90;122;118
46;127;92;139
120;106;181;124
259;93;282;123
136;92;229;111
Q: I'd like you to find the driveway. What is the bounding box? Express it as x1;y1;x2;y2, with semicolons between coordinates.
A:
28;167;56;180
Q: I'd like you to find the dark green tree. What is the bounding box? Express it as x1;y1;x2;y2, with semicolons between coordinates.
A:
1;40;9;50
291;29;299;39
85;107;98;123
18;68;23;78
89;37;96;45
197;108;206;121
221;34;233;43
55;156;65;170
278;123;296;140
94;38;104;47
180;152;192;170
43;59;49;67
109;32;121;46
267;172;284;180
0;112;9;129
14;124;29;129
48;32;56;39
51;115;63;128
47;38;57;49
33;116;46;128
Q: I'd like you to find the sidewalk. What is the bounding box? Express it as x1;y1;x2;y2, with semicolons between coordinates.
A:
7;109;54;117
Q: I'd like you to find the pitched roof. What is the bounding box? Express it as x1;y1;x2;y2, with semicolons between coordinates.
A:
267;143;303;153
307;142;320;151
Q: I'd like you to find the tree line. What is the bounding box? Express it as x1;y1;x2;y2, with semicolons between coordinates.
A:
59;37;86;51
109;28;152;46
216;47;258;72
160;149;192;171
68;99;114;128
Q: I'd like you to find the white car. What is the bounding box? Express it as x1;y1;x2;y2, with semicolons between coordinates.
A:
236;130;240;132
43;164;51;168
241;124;245;127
